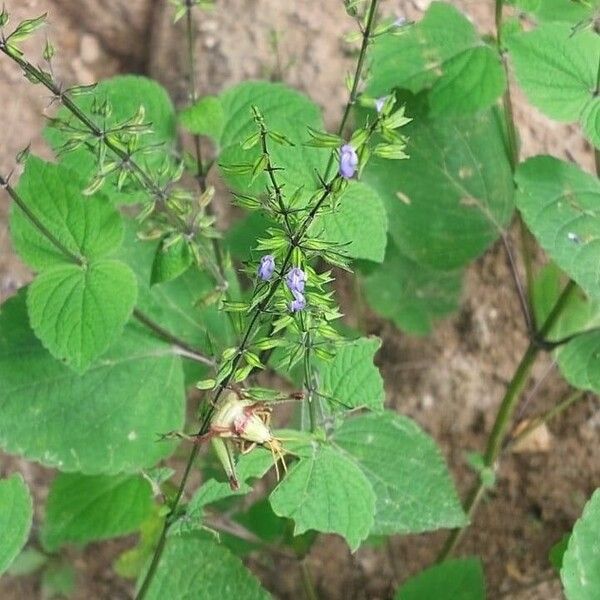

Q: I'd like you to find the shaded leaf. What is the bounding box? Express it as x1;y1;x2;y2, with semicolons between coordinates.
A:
395;558;485;600
363;103;514;270
0;474;33;576
42;473;154;551
361;240;462;335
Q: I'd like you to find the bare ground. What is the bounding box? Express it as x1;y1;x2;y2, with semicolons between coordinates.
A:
0;0;598;598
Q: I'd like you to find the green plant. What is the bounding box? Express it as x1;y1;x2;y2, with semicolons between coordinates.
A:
1;0;600;598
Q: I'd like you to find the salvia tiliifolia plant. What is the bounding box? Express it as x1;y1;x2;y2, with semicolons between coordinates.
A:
0;0;600;597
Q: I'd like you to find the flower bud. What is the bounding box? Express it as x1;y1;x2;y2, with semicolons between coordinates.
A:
289;291;306;313
285;267;306;294
339;143;358;179
258;254;276;281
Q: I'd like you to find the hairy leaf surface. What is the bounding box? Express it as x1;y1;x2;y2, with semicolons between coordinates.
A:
140;532;270;599
508;24;600;148
0;292;184;473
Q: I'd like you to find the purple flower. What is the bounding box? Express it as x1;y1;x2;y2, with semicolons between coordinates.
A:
375;96;388;113
285;267;306;294
289;291;306;313
339;144;358;179
258;254;275;281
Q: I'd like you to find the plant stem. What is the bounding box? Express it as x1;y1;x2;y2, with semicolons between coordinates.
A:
494;0;536;333
135;2;381;592
132;309;215;366
0;176;84;266
436;280;576;562
184;3;228;291
300;560;319;600
324;0;379;179
0;46;167;202
506;389;584;452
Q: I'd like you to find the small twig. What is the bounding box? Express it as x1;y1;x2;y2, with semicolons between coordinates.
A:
133;308;215;367
505;389;585;452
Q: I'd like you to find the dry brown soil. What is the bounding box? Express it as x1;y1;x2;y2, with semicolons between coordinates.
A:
0;1;599;599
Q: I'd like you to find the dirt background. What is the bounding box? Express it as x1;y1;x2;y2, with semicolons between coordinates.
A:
1;0;599;599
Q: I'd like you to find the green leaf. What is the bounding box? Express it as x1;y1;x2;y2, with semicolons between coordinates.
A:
270;444;376;551
557;330;600;393
395;558;485;600
41;473;154;551
363;103;514;270
0;474;33;576
507;23;600;148
515;156;600;301
117;220;233;370
317;337;385;411
368;2;506;116
550;534;571;573
139;531;270;599
151;236;193;285
332;411;467;535
10;157;124;270
361;240;462;335
179;95;224;139
218;81;328;196
27;260;137;372
44;76;177;203
561;488;600;600
311;181;388;263
0;291;185;473
508;0;599;26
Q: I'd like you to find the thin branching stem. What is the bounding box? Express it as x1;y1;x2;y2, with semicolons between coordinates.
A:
494;0;536;333
505;389;585;452
136;2;381;593
0;175;84;266
184;3;228;290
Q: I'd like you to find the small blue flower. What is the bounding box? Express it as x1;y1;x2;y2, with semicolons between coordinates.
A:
289;291;306;313
285;267;306;294
394;16;407;27
375;96;388;113
339;143;358;179
258;254;275;281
